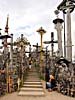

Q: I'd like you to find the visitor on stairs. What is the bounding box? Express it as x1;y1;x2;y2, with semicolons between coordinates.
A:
46;74;56;92
29;58;32;69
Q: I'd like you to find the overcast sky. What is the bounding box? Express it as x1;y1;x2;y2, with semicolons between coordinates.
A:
0;0;75;58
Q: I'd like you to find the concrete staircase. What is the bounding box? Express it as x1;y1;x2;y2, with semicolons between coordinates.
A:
18;67;45;96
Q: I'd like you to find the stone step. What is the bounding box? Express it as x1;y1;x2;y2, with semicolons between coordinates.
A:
20;87;44;91
27;72;38;74
27;73;37;75
27;75;39;78
25;80;40;82
27;76;39;79
28;71;37;73
26;80;40;82
18;91;45;96
24;81;41;83
27;75;39;77
23;84;43;88
27;74;38;76
26;77;39;80
24;81;42;85
18;67;45;97
27;77;39;80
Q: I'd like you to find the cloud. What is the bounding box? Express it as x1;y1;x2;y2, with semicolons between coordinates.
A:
15;25;36;36
16;25;31;31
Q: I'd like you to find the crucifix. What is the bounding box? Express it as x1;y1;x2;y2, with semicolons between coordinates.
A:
43;32;58;57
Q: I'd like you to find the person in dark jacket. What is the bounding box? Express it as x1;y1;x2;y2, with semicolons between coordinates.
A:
46;75;56;92
29;58;32;69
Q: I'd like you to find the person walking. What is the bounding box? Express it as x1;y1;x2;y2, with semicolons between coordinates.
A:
29;58;32;69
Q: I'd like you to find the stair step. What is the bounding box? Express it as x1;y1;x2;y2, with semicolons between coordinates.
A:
27;76;38;77
24;81;41;83
26;78;40;80
26;80;40;82
27;78;39;80
25;80;40;82
23;84;43;88
24;81;42;84
27;74;38;76
18;67;45;96
18;91;45;96
20;87;43;91
28;70;36;72
28;73;38;74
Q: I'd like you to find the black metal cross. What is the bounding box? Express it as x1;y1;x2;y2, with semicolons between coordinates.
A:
43;32;58;57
